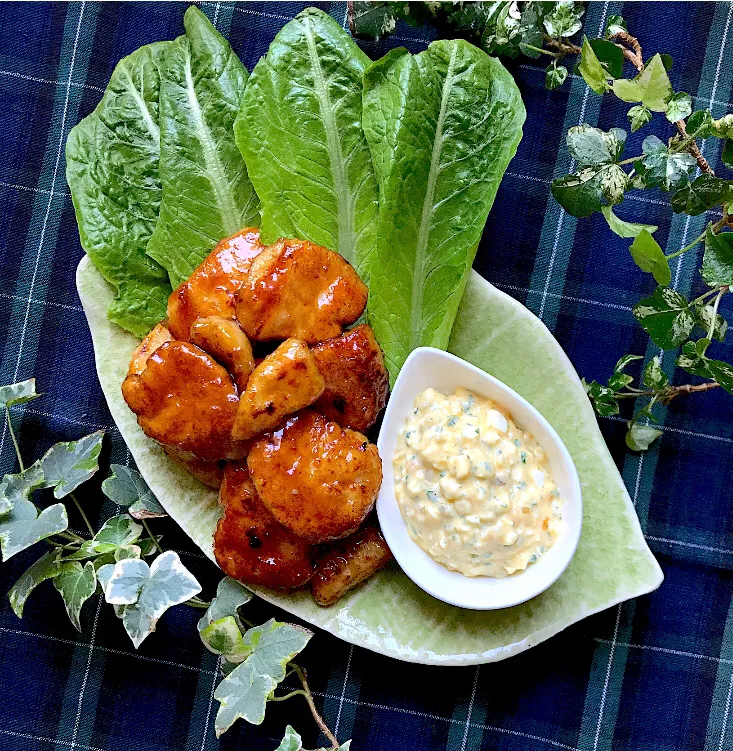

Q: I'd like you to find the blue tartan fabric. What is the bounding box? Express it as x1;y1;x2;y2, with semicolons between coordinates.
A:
1;1;733;749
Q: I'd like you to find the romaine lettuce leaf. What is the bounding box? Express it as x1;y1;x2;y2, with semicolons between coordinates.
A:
234;8;378;280
66;42;171;339
146;7;260;288
362;41;525;383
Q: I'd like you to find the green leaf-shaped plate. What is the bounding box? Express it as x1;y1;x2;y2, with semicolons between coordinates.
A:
77;257;662;665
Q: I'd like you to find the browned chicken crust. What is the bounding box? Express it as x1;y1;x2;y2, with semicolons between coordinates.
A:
247;410;382;543
167;228;264;341
312;324;389;432
122;341;246;462
235;238;368;344
311;526;393;607
233;339;325;440
214;462;316;590
127;323;173;376
190;316;255;391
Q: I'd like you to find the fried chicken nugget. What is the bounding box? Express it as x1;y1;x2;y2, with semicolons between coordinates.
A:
312;324;389;432
122;341;245;461
190;316;255;391
127;323;173;376
233;339;325;440
167;228;264;341
214;462;316;590
311;525;393;607
162;446;224;489
247;410;382;543
236;239;368;344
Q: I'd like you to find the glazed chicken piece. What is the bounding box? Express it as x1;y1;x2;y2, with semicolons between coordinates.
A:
236;238;368;344
312;324;389;432
122;341;246;462
167;228;264;341
247;410;382;543
190;316;255;391
127;323;173;376
311;525;393;607
214;462;316;590
233;339;324;440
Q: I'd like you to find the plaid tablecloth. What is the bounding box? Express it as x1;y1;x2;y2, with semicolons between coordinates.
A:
2;2;733;750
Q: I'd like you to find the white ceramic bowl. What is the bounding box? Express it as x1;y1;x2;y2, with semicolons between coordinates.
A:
376;347;582;610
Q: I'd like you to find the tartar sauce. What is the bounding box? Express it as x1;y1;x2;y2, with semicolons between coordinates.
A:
393;387;562;578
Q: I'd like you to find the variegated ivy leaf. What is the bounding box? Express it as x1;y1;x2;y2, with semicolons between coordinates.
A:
551;164;627;218
633;287;695;350
198;577;252;633
104;550;201;648
0;379;40;409
276;724;352;751
92;515;143;554
566;125;626;166
200;616;248;663
214;619;312;735
643;355;669;390
54;561;97;631
0;464;68;560
41;431;104;499
0;460;46;517
634;135;696;193
102;464;166;519
115;543;142;562
626;423;663;452
8;549;63;618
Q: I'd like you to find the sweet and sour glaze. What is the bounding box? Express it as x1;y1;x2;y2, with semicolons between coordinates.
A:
122;228;392;600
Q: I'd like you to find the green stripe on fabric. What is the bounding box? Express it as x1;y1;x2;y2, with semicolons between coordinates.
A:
446;666;484;751
202;0;235;39
185;650;220;751
527;2;618;332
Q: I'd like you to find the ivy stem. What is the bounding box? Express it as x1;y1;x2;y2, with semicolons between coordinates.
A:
519;42;561;58
58;529;85;543
707;288;725;340
5;406;24;472
270;689;309;702
292;664;340;749
140;518;163;554
185;596;210;610
691;287;724;305
666;229;707;260
70;492;95;537
618;155;642;166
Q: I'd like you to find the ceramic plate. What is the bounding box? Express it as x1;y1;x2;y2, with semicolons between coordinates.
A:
76;257;663;666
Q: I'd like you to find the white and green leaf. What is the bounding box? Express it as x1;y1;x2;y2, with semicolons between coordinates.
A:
54;561;97;631
566;125;625;166
611;54;672;112
0;379;40;410
102;464;166;519
8;549;63;618
198;576;252;633
200;615;248;662
633;287;695;350
41;431;104;499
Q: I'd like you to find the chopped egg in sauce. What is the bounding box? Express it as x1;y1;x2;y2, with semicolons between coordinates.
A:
392;387;562;578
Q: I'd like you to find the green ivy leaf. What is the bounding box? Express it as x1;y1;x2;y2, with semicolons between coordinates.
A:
643;355;669;389
687;109;714;137
671;174;733;215
627;105;652;132
102;465;166;519
545;62;567;90
694;300;728;341
0;464;68;560
276;725;351;751
626;423;663;451
608;372;633;391
198;577;252;633
611;54;673;111
712;114;733;139
702;227;733;286
0;379;40;410
615;354;644;372
8;549;63;618
41;431;104;499
552;164;628;217
722;139;733;169
103;550;202;648
605;14;627;37
54;561;97;631
214;619;312;735
115;543;142;562
665;92;692;123
566;125;626;166
659;53;674;72
633;287;696;349
583;380;620;416
628;229;672;286
543;0;584;38
635;135;697;192
601;205;658;239
479;1;522;56
588;38;624;79
200;615;248;663
677;343;733;393
348;1;396;40
578;37;609;95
